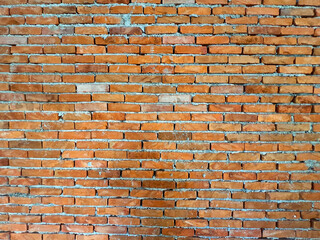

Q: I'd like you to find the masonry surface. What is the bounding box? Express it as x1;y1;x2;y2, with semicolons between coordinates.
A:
0;0;320;239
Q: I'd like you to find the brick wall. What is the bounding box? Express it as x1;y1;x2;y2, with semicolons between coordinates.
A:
0;0;320;239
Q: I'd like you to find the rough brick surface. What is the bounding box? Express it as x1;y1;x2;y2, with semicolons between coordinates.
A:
0;0;320;239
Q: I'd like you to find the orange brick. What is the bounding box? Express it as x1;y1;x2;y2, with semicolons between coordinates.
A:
145;25;178;34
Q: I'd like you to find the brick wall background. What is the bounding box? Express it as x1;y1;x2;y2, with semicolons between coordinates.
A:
0;0;320;239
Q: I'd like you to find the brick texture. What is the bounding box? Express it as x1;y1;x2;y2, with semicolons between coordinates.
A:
0;0;320;239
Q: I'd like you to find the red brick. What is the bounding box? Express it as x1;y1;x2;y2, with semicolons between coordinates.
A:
230;230;261;238
145;25;178;34
196;229;228;237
